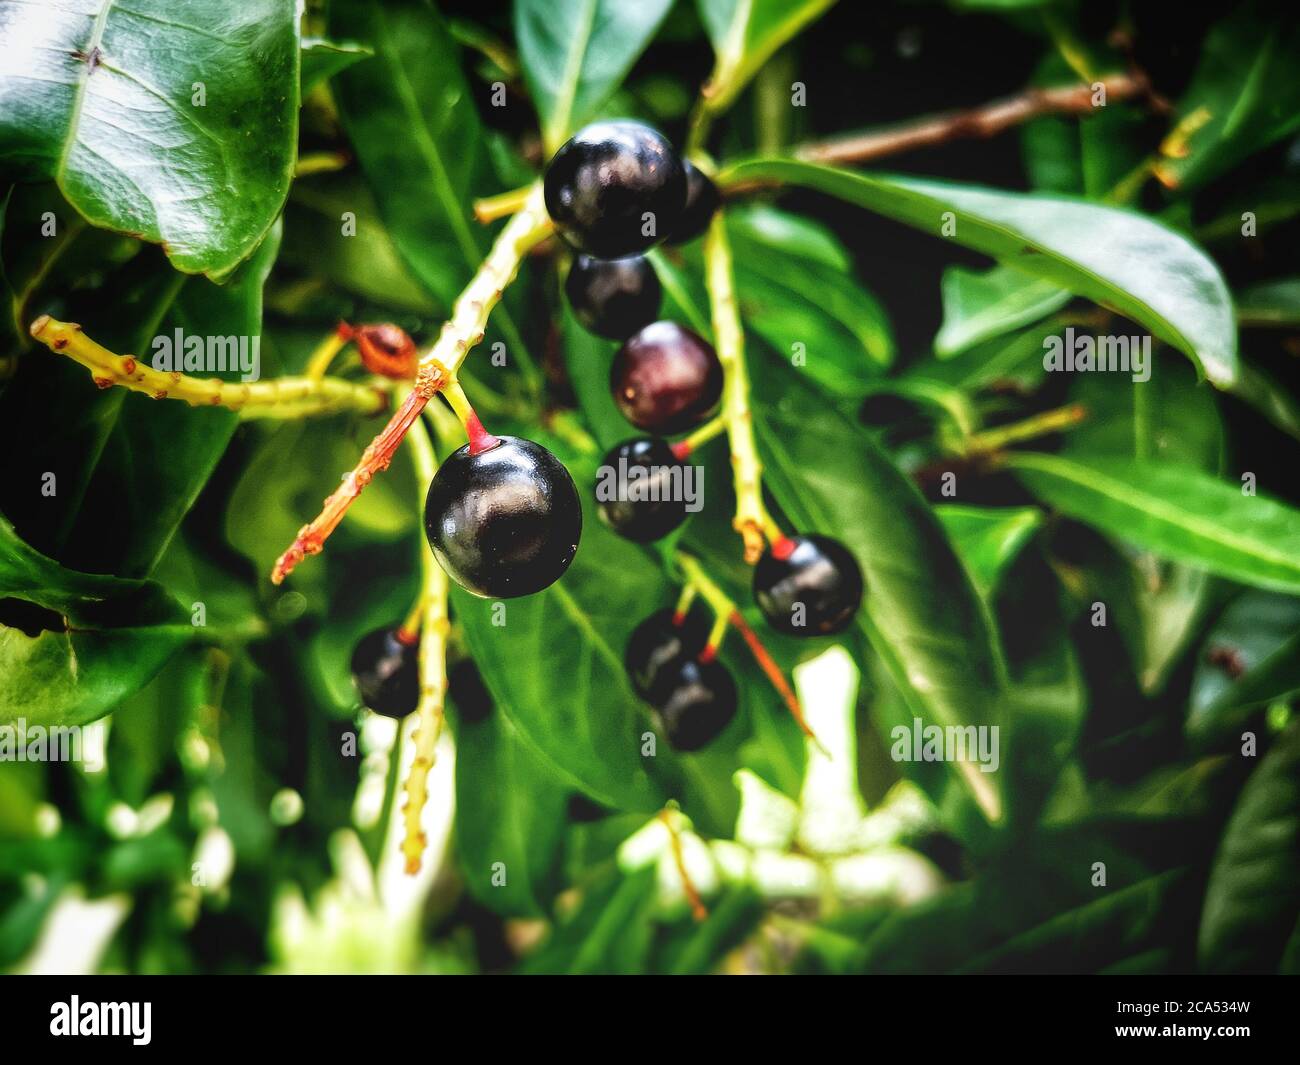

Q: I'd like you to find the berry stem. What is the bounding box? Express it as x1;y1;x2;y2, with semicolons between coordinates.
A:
473;184;533;224
304;326;350;381
964;402;1088;456
670;415;727;460
703;213;773;564
676;551;820;746
30;315;388;419
270;184;552;583
399;413;451;876
659;809;708;922
443;377;501;456
671;583;698;626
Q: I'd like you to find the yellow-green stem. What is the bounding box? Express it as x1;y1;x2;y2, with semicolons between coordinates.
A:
703;213;773;562
399;414;450;875
31;315;387;419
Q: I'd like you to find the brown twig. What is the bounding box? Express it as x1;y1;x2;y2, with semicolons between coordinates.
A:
794;73;1148;167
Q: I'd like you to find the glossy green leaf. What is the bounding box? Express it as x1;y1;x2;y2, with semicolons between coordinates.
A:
1058;362;1222;692
750;346;1005;827
935;264;1069;358
451;478;671;815
301;36;370;92
721;159;1238;388
282;175;438;315
1157;3;1300;193
937;504;1041;598
330;0;533;366
1236;277;1300;327
1007;452;1300;595
453;707;569;917
0;0;298;278
0;516;191;727
515;0;675;152
1188;592;1300;750
1199;724;1300;973
696;0;837;115
728;205;893;389
0;220;280;578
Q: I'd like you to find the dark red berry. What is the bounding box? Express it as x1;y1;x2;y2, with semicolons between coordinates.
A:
424;436;582;599
624;606;711;700
668;160;720;244
753;535;864;637
351;628;419;718
544;121;686;259
653;656;737;751
610;321;723;434
565;254;662;340
595;437;691;542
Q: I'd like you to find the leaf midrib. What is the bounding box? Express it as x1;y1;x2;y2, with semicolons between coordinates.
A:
56;0;117;185
1010;453;1300;573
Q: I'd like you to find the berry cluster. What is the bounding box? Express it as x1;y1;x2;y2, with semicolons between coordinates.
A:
368;119;864;753
547;121;723;543
545;120;865;749
624;607;735;751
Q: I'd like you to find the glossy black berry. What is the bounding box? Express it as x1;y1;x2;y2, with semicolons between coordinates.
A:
668;160;720;244
424;436;582;599
624;606;711;700
753;535;864;637
565;254;662;340
544;121;686;259
595;437;690;542
351;628;419;718
653;657;738;751
611;321;723;434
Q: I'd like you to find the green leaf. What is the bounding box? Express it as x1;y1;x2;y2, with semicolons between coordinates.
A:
452;707;568;917
1199;723;1300;973
67;225;281;578
282;175;438;315
935;264;1069;359
515;0;675;153
720;159;1238;388
0;515;191;727
330;0;533;367
452;474;670;815
937;504;1041;599
1156;4;1300;193
696;0;837;115
0;220;280;578
300;36;370;92
750;346;1005;828
1006;452;1300;595
1188;592;1300;750
1236;277;1300;327
0;0;299;278
727;205;893;390
1058;361;1222;693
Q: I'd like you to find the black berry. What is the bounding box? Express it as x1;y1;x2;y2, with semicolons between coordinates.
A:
424;436;582;599
544;121;686;259
595;437;690;542
668;160;720;244
611;321;723;434
753;535;864;637
351;628;419;718
565;254;662;340
653;657;737;751
624;606;711;700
